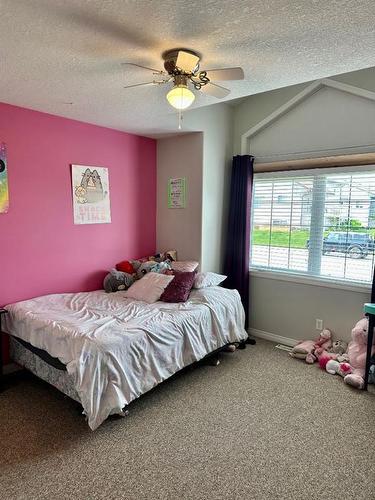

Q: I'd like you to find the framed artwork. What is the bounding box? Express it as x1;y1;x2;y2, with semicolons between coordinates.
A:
71;165;111;224
0;143;9;214
168;177;186;208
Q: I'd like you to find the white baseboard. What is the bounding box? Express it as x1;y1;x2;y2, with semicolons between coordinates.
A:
248;328;298;347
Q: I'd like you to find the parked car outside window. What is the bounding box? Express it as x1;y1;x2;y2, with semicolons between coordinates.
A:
307;232;375;259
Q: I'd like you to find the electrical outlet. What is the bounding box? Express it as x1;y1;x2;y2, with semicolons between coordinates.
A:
316;318;323;330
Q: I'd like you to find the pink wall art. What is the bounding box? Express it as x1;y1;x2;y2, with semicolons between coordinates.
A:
72;165;111;224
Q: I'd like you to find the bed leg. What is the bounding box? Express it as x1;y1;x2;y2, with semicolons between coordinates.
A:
209;355;221;366
238;337;257;349
119;406;130;417
223;344;236;353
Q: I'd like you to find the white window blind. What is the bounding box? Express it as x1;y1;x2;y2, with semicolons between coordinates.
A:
250;166;375;284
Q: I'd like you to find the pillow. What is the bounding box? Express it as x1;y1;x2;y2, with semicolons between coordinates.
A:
193;272;227;289
160;271;196;303
171;261;199;273
124;272;174;303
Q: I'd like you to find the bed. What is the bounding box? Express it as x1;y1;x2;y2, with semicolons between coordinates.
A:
3;286;247;430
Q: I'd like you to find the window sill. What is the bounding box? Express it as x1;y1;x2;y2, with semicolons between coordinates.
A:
249;268;371;293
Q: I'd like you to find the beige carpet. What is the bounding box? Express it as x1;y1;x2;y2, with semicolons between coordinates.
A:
0;339;374;500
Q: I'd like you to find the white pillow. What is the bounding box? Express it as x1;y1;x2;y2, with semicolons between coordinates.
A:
193;272;227;289
124;272;174;303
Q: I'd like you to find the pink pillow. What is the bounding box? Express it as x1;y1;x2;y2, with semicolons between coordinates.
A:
124;272;174;303
171;261;199;272
160;271;196;303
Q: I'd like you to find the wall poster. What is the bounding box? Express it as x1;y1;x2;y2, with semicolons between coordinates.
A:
0;143;9;213
168;177;186;209
71;164;111;224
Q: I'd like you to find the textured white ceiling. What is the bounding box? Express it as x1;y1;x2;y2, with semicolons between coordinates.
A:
1;0;375;137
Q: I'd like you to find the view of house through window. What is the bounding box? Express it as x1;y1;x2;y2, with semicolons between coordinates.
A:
250;167;375;284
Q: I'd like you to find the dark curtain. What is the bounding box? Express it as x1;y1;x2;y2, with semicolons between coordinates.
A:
223;155;254;327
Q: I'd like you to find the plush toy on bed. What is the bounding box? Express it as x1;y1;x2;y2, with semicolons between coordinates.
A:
103;269;135;293
116;260;136;275
135;260;172;279
343;317;375;390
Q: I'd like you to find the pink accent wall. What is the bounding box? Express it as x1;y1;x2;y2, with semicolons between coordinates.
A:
0;102;156;309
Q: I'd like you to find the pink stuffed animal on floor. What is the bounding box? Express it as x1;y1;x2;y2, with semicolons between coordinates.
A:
344;318;375;390
305;329;333;364
290;329;332;362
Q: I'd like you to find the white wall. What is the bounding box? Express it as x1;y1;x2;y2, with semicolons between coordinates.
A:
200;104;233;272
233;66;375;342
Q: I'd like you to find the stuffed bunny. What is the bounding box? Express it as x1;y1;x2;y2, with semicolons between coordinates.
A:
344;318;375;390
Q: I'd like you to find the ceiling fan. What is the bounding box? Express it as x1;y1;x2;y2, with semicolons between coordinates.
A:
123;48;244;111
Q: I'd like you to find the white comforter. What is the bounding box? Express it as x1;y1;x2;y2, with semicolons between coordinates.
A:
4;287;246;430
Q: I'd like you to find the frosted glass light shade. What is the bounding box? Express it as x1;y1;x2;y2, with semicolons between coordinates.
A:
166;84;195;110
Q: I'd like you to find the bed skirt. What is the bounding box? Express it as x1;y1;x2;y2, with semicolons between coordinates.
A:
10;337;80;403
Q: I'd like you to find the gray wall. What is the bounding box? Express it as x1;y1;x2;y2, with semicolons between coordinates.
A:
156;103;234;272
156;66;375;343
233;66;375;342
250;276;368;342
156;132;203;262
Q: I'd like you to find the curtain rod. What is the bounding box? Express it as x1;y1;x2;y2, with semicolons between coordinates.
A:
254;152;375;173
254;144;375;160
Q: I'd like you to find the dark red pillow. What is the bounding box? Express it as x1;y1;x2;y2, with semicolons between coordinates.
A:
160;271;196;303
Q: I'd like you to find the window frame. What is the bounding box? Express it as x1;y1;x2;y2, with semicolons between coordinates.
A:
249;165;375;290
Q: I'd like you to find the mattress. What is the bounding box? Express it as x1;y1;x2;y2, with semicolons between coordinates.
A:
4;287;247;430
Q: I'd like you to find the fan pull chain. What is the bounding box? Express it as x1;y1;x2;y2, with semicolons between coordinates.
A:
178;110;183;130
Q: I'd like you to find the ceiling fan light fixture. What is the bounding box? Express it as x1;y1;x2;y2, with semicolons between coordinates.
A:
166;84;195;110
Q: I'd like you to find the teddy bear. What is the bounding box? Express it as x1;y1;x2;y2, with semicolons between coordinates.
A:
344;317;375;390
103;269;135;293
329;340;348;356
317;339;349;370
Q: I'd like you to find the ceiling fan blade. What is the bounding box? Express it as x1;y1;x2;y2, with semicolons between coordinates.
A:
123;81;161;89
200;83;231;99
204;67;244;81
122;63;166;75
176;50;200;73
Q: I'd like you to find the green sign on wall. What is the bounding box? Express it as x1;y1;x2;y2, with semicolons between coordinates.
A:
168;177;186;209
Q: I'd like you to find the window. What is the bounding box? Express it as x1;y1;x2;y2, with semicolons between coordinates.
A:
250;167;375;285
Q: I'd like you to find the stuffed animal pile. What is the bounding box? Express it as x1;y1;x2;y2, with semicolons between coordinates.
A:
102;250;177;293
290;319;375;390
